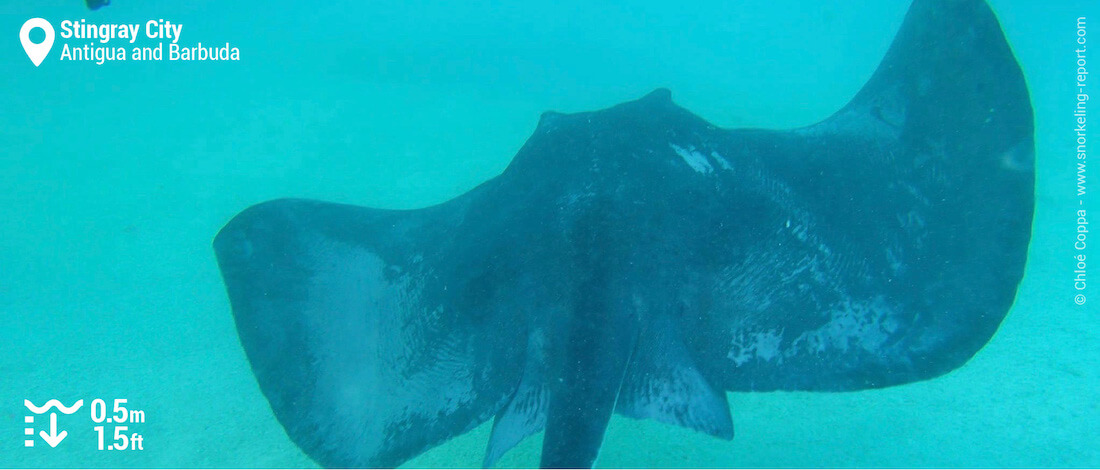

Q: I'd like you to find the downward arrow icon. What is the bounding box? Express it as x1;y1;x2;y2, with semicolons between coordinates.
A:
39;413;67;447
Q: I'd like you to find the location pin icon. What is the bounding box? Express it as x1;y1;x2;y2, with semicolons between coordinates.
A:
20;18;55;67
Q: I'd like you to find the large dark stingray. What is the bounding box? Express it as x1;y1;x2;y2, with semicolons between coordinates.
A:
214;0;1033;467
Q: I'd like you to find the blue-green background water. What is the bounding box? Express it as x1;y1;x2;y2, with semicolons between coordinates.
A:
2;0;1097;467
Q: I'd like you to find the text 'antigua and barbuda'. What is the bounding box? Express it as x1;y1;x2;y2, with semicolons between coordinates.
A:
20;18;241;67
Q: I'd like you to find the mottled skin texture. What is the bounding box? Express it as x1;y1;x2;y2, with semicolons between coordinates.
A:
214;0;1033;467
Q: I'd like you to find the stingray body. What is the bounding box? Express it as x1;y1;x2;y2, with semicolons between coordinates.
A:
214;0;1033;467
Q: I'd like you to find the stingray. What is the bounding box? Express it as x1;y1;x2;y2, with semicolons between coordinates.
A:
213;0;1033;467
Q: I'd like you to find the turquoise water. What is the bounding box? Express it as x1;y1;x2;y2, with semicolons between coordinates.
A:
2;0;1097;467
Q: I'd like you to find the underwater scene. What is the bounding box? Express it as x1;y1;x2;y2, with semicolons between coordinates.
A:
2;0;1098;467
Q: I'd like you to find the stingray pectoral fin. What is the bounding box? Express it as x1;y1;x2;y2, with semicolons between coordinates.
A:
696;0;1033;392
214;198;523;468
